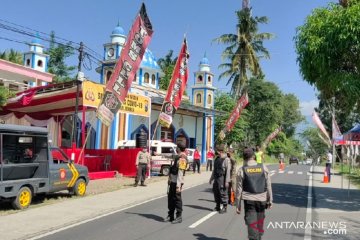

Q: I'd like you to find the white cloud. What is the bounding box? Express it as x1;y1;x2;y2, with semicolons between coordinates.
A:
300;99;319;116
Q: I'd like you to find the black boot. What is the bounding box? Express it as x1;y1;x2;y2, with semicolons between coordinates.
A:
172;216;182;224
134;182;138;187
164;215;174;222
219;205;227;214
140;182;147;187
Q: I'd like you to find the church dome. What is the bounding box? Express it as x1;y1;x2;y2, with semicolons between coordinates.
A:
111;24;125;36
200;54;210;65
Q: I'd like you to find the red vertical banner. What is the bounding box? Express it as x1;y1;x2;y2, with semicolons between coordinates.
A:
158;38;190;128
261;126;282;148
96;3;153;126
219;93;249;140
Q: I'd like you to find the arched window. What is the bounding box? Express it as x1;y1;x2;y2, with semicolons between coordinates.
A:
197;75;203;82
208;76;211;82
151;74;156;85
26;59;30;66
144;72;150;83
207;94;212;104
37;60;43;67
196;93;202;103
106;71;112;83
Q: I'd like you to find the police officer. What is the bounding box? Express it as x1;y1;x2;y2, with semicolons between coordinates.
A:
209;144;231;213
134;148;150;187
165;142;188;224
236;147;273;240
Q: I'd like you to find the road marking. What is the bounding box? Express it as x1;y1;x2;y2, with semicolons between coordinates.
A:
270;173;275;177
288;171;294;174
26;181;207;240
298;171;303;175
189;211;217;228
270;170;276;173
304;166;313;240
307;172;312;176
278;170;284;174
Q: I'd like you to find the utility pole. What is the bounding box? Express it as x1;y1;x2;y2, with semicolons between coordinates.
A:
73;41;84;148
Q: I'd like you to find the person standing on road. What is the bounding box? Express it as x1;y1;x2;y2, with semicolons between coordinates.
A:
326;150;333;182
236;147;273;240
255;146;264;164
193;147;201;173
206;147;215;171
209;144;231;213
227;148;237;206
134;148;150;187
166;143;188;224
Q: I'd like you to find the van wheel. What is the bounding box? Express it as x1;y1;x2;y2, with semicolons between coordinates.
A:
161;166;170;176
12;186;32;210
73;179;87;196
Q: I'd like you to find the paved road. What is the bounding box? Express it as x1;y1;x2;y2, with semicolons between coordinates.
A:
39;164;312;240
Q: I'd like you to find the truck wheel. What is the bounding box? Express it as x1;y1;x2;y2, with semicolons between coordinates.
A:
161;166;170;176
73;179;87;196
12;186;32;210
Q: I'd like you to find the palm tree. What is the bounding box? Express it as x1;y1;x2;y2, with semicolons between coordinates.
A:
214;5;272;97
0;49;23;65
157;50;177;90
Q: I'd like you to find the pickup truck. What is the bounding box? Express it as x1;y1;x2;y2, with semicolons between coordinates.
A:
0;124;89;209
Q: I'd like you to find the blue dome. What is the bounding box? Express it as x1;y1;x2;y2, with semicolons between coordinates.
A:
200;57;209;65
140;49;161;70
112;25;125;35
31;36;41;45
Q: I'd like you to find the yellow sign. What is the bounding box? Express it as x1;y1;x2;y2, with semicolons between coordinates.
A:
246;167;263;173
82;81;105;108
120;93;151;117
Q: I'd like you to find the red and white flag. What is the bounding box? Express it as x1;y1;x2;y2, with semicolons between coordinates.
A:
97;3;153;126
332;115;342;140
262;126;282;148
312;110;331;142
158;38;189;128
219;93;249;140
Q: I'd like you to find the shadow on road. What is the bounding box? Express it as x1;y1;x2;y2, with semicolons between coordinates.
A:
125;212;165;222
201;188;213;193
184;204;213;211
272;183;360;212
193;233;227;240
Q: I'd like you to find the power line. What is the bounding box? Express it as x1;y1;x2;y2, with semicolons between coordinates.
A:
0;36;27;45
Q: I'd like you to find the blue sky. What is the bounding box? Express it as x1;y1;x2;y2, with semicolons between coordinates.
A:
0;0;333;116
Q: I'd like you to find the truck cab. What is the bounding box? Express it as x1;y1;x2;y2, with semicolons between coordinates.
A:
0;124;89;209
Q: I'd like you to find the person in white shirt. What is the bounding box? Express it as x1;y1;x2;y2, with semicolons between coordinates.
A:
326;151;333;182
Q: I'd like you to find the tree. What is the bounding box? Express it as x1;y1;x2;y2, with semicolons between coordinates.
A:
0;49;23;65
282;94;304;137
214;91;249;146
214;5;272;97
295;0;360;111
0;86;13;106
300;127;329;159
46;31;75;82
157;50;177;90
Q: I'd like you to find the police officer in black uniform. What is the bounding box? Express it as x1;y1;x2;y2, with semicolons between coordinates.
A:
165;142;188;224
209;144;231;213
236;147;273;240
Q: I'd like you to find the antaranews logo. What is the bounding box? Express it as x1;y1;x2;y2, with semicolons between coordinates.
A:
267;221;347;236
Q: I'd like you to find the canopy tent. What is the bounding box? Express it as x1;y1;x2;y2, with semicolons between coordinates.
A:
1;81;98;120
343;124;360;141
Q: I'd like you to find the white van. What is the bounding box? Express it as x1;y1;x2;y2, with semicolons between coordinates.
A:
117;140;177;176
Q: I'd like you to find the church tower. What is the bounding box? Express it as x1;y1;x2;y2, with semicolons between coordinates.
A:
191;53;216;163
23;35;49;86
192;53;216;109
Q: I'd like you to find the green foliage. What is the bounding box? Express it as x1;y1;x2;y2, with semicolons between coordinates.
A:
157;50;177;90
295;0;360;111
214;91;249;146
214;76;304;157
214;7;273;97
300;127;329;159
46;31;75;82
0;86;14;106
0;49;23;64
